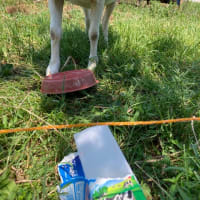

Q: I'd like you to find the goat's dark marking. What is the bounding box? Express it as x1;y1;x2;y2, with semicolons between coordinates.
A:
91;32;98;41
50;30;56;40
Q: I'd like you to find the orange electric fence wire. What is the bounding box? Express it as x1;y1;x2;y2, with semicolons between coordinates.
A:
0;117;200;135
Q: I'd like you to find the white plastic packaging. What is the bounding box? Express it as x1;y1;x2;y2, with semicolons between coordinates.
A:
74;125;133;179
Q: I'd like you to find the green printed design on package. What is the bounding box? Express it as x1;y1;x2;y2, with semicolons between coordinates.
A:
92;176;146;200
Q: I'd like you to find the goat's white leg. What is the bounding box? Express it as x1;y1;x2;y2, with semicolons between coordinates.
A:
46;0;64;76
102;2;115;44
83;8;90;34
87;2;104;71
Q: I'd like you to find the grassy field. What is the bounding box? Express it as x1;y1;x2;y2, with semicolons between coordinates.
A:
0;0;200;199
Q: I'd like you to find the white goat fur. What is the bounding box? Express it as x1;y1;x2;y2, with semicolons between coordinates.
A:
47;0;116;75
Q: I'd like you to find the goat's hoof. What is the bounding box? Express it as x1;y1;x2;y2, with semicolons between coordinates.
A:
87;56;98;72
88;63;97;72
46;63;60;76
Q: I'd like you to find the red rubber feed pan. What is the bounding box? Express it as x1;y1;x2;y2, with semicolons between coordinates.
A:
41;69;99;94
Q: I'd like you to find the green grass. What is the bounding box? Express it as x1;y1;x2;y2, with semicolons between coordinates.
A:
0;0;200;199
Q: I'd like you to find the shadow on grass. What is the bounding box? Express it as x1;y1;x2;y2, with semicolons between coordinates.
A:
31;25;90;76
32;23;197;119
31;25;124;118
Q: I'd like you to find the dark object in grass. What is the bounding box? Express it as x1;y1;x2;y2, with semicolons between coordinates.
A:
0;63;13;77
41;69;99;94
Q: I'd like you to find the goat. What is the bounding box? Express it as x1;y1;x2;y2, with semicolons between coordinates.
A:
46;0;116;76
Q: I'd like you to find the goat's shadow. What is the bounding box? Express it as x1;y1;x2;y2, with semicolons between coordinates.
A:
32;23;143;117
